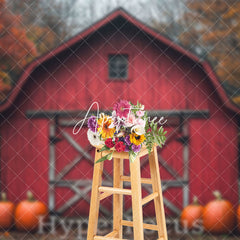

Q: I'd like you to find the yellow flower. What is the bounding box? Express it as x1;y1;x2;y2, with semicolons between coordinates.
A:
129;133;146;145
97;115;115;139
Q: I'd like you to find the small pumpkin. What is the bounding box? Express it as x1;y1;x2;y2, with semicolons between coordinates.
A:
180;196;203;229
203;190;235;234
0;192;14;229
237;204;240;231
15;191;48;231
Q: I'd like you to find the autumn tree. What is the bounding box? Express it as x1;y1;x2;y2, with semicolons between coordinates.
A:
7;0;80;42
180;0;240;97
0;0;37;100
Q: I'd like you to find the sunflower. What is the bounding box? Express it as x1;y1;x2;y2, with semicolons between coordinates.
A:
97;115;115;139
129;132;146;145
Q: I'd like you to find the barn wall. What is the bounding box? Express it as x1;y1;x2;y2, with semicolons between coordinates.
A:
0;23;238;216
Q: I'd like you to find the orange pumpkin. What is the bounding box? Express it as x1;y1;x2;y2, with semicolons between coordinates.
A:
203;191;235;234
237;204;240;231
180;196;203;229
15;191;48;231
0;192;14;229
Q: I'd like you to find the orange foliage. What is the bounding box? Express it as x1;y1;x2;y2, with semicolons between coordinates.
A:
0;1;37;69
181;0;240;89
0;0;63;102
26;26;59;56
0;0;38;99
0;71;11;101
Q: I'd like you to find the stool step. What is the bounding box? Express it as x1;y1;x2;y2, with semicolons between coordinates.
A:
99;192;112;201
142;192;159;206
104;230;118;237
120;176;152;184
94;236;127;240
121;220;158;231
99;186;132;195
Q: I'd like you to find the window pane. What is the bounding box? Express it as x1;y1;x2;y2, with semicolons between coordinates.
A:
108;54;128;79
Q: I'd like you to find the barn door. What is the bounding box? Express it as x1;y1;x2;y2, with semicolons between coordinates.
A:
48;117;112;216
26;109;209;216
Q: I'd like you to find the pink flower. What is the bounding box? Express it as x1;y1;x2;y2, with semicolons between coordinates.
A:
125;113;136;127
113;100;131;118
136;118;146;127
136;110;144;117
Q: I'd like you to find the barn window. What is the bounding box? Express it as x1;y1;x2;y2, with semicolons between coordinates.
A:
108;54;128;79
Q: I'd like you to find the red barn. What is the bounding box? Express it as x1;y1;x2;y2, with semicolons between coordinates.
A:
0;8;239;217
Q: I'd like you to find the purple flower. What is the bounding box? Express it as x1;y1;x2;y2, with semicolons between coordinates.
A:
88;116;98;132
132;144;141;153
124;145;130;152
125;135;131;146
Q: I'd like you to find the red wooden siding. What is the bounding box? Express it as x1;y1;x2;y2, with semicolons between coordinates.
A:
0;18;239;216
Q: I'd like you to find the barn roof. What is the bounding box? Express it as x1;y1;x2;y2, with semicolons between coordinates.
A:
0;7;239;114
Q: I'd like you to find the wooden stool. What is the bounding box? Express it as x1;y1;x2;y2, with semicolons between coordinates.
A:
87;145;168;240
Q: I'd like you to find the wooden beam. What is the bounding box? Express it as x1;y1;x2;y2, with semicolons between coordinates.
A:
55;155;82;182
182;120;190;207
120;176;152;184
57;184;91;214
94;236;127;240
121;220;158;231
158;155;182;180
113;158;123;238
60;130;93;161
99;186;132;195
48;120;56;212
99;192;112;201
50;179;112;187
26;109;209;119
104;230;118;238
59;129;112;182
142;192;158;206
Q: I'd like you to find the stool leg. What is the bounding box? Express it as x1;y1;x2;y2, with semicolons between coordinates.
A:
149;146;168;240
130;156;144;240
113;158;123;238
87;150;104;240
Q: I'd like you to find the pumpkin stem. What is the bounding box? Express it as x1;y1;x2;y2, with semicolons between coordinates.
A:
192;196;199;205
1;192;7;201
27;191;35;202
213;190;222;200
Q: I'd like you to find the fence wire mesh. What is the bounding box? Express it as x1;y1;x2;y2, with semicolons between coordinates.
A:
0;0;240;239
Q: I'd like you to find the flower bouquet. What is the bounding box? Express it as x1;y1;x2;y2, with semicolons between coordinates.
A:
87;100;167;163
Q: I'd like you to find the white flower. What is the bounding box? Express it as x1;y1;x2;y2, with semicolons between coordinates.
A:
136;118;146;127
116;131;124;137
112;110;117;118
87;129;104;146
131;125;145;135
108;122;115;129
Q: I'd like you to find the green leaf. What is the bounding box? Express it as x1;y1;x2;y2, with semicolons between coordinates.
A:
99;145;110;152
106;152;113;160
95;152;113;163
153;123;157;132
129;151;138;163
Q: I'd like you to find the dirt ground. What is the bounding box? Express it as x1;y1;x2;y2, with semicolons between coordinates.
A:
0;228;239;240
0;217;239;240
